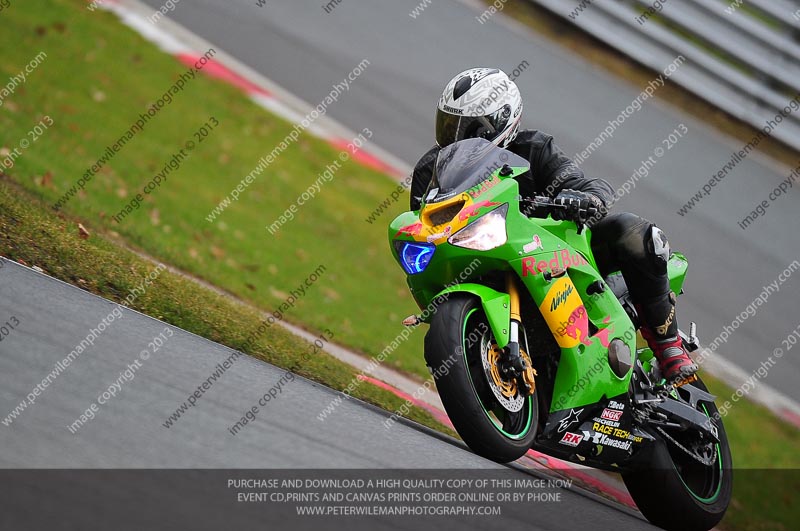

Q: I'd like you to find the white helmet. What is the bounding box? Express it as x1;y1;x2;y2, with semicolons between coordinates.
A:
435;68;523;148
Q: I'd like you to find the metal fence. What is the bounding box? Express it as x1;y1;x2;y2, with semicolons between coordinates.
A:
530;0;800;151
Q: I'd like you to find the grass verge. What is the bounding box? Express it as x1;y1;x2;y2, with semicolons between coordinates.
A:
700;373;799;531
0;0;426;378
0;177;455;438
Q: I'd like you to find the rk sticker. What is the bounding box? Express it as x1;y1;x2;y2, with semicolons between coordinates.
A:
559;432;583;447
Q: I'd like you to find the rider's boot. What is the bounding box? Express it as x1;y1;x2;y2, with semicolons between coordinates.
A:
639;292;698;384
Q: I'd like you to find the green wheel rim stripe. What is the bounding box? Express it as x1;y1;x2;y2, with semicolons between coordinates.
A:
677;403;723;504
462;308;533;440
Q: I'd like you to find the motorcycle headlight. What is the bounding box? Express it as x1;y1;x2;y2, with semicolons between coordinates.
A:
448;203;508;251
395;241;436;275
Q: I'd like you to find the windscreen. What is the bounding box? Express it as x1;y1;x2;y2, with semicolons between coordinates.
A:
424;138;529;204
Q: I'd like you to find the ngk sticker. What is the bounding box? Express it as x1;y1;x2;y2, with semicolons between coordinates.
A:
601;408;623;422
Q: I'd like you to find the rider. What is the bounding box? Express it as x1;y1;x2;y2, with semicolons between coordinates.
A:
410;68;697;383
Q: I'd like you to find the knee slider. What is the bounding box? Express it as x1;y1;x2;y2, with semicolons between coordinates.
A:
647;226;670;266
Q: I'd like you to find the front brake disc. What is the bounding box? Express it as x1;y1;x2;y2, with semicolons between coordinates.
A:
481;341;525;412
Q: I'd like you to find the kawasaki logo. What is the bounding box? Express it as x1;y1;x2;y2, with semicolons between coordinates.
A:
550;285;574;312
591;432;632;451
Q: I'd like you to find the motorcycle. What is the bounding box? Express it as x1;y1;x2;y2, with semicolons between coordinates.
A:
388;138;732;530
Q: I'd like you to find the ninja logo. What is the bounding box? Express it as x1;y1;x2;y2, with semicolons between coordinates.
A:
550;284;574;312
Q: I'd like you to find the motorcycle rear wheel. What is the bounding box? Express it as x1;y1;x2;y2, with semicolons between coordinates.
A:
622;377;732;531
425;295;537;463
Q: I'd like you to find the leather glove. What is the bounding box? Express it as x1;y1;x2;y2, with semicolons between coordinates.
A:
551;189;605;223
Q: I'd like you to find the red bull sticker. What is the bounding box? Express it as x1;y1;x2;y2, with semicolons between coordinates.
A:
395;222;423;238
557;305;592;347
522;250;588;276
467;175;501;199
458;200;500;221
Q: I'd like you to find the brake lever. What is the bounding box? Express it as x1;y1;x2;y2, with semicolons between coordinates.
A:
574;205;600;234
521;197;557;218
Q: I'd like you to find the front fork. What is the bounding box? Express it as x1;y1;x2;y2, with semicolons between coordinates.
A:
504;272;536;395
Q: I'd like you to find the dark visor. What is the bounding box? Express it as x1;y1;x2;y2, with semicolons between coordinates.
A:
435;105;511;147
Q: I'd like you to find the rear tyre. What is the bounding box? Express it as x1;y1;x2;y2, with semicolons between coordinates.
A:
425;295;537;463
622;377;732;531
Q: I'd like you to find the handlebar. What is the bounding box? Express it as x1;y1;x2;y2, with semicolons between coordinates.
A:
521;196;598;216
520;196;600;232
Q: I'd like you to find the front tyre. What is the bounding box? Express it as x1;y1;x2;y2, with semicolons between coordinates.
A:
623;377;732;531
425;295;537;463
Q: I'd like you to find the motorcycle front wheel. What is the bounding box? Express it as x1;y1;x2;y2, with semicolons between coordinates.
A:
425;295;537;463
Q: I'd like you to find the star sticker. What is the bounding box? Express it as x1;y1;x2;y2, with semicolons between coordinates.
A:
557;408;583;432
